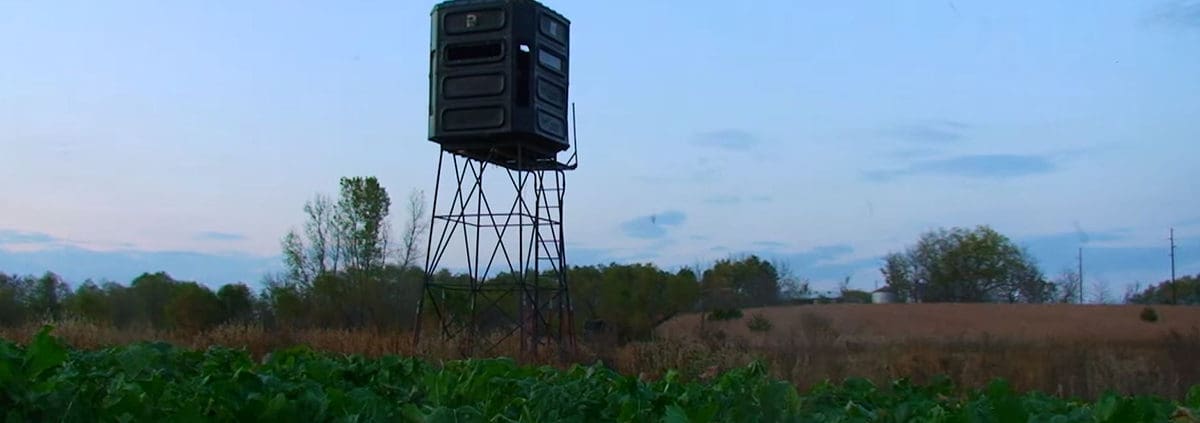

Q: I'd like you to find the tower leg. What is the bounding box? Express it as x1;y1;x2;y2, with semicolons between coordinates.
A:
414;149;575;359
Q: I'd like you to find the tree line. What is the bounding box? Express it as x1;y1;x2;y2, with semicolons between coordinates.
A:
879;224;1195;305
2;176;1191;342
0;176;808;342
0;259;801;342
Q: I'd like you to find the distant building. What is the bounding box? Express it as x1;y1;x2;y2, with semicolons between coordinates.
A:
871;285;897;304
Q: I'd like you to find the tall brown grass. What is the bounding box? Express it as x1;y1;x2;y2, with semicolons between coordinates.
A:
3;312;1198;400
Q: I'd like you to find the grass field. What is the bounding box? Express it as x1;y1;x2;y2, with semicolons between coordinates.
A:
659;303;1200;344
646;303;1200;400
2;304;1198;401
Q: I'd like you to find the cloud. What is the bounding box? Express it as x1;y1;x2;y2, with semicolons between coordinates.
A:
865;154;1057;181
752;241;789;250
887;148;941;159
691;129;761;151
0;245;279;289
881;120;970;144
1147;1;1200;29
704;195;741;205
619;211;686;239
0;229;58;245
194;231;248;242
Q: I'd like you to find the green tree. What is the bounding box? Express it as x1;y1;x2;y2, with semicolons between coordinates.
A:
26;272;70;321
1127;274;1200;305
166;282;223;332
275;176;398;329
881;225;1050;303
64;280;111;323
101;281;139;328
700;255;781;309
0;273;29;325
337;176;392;275
216;283;255;324
568;263;699;343
262;275;308;328
129;272;180;329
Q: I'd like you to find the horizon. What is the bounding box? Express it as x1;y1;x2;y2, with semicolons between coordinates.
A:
2;1;1199;295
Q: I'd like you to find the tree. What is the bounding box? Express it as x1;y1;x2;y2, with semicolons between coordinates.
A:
216;283;255;324
1052;268;1082;304
398;189;428;269
700;255;781;309
102;281;139;328
569;263;700;343
1127;274;1200;305
129;272;180;329
276;176;398;329
263;274;308;328
65;280;110;323
166;282;223;332
0;273;29;326
881;225;1048;303
337;176;391;275
775;260;811;300
26;272;70;321
1089;279;1113;304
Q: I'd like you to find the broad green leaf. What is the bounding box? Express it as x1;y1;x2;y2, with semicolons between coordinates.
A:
25;325;67;379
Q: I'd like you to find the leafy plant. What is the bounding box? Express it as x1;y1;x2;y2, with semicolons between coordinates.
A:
707;308;742;321
747;314;773;332
1141;306;1159;323
1;328;1198;422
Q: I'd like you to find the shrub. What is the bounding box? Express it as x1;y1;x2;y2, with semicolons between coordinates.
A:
747;314;773;332
708;308;743;321
1140;307;1159;323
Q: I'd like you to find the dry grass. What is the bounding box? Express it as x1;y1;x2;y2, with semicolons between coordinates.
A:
652;304;1200;399
3;304;1199;400
659;303;1200;344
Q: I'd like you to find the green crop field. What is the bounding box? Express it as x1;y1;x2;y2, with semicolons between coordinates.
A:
2;327;1198;422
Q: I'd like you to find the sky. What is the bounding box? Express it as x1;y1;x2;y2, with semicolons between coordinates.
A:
2;1;1199;298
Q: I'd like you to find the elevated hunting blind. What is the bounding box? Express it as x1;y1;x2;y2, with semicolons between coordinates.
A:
428;0;571;169
416;0;577;359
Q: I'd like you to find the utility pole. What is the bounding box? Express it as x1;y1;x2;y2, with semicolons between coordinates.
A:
1078;247;1084;304
1170;228;1177;304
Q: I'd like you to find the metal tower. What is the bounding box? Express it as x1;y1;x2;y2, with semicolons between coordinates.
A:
415;0;577;358
413;146;577;358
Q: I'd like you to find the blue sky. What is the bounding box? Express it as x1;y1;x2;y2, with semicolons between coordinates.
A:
2;1;1198;297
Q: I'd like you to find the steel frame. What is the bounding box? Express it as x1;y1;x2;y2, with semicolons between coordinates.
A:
413;146;575;358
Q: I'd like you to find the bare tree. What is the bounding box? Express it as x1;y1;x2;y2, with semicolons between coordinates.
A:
281;230;311;290
1123;282;1143;304
398;189;429;269
773;259;810;300
837;276;851;296
303;193;339;275
1089;279;1112;304
1053;268;1082;304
